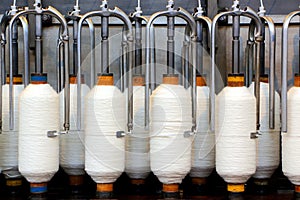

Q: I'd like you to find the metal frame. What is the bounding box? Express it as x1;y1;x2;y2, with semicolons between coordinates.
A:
7;0;70;132
77;0;134;133
211;0;263;132
0;2;29;131
246;4;276;129
281;9;300;133
145;0;197;133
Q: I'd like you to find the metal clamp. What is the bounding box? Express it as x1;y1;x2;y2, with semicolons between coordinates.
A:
184;130;195;138
116;130;131;138
47;130;66;138
250;131;261;139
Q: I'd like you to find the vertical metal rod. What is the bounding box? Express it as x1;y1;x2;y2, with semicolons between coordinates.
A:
150;26;156;92
191;39;197;131
35;13;43;73
167;16;175;74
260;24;266;75
0;42;2;130
196;20;203;74
64;39;70;131
87;19;95;86
101;17;109;73
9;26;14;130
1;44;6;85
145;23;150;129
135;18;142;75
12;22;18;75
20;17;30;87
232;15;240;74
255;40;261;131
73;19;78;75
128;40;134;132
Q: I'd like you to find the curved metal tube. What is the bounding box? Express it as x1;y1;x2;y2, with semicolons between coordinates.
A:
77;6;134;132
246;15;276;129
281;10;300;133
211;8;263;132
262;16;276;129
145;8;197;131
8;7;70;132
246;21;255;87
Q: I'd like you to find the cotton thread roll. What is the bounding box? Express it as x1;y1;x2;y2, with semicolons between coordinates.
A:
85;74;126;197
282;86;300;186
249;82;280;180
125;85;150;180
216;86;256;186
190;86;215;179
150;83;192;186
0;84;24;175
19;80;59;185
59;81;90;176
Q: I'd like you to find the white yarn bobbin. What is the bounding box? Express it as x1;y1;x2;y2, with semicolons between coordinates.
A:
85;85;126;184
249;82;280;179
125;85;150;180
282;87;300;186
190;86;215;179
0;84;24;176
19;83;59;183
216;86;256;184
59;83;90;176
150;83;192;185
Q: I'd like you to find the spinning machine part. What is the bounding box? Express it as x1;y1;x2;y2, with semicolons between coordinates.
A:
77;0;134;197
211;0;263;196
281;6;300;197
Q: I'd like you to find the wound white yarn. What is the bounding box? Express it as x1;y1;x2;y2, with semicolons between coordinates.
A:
125;86;150;180
19;84;59;183
190;86;215;178
85;86;126;184
0;84;24;173
282;87;300;185
216;86;256;184
249;82;280;179
59;84;90;176
150;84;192;184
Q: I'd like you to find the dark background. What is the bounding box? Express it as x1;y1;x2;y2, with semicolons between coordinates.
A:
0;0;298;16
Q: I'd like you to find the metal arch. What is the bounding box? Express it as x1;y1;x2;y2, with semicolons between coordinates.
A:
77;5;134;132
281;10;300;133
211;7;263;132
144;5;197;132
8;5;70;132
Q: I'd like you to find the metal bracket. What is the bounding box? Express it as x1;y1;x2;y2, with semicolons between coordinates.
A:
47;130;66;138
116;130;132;138
184;130;195;138
250;131;260;139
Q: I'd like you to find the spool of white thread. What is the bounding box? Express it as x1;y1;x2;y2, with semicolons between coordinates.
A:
249;82;280;179
59;83;90;176
0;84;24;174
150;84;192;184
216;86;256;184
19;83;59;183
282;87;300;185
190;86;215;178
125;86;150;180
85;85;126;184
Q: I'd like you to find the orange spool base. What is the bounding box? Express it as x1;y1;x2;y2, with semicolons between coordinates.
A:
227;74;244;87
